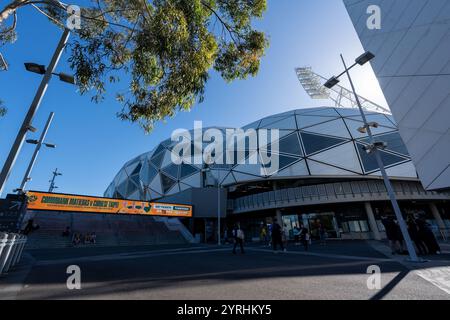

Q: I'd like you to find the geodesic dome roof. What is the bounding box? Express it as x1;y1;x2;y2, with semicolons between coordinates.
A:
104;107;417;201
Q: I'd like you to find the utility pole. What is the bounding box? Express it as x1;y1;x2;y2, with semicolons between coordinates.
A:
48;168;62;193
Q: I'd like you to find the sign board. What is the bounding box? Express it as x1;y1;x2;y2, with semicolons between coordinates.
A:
26;191;192;218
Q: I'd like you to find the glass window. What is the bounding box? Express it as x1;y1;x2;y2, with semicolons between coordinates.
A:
349;221;361;232
359;220;369;232
180;164;198;179
162;164;179;179
361;132;409;156
150;151;165;168
356;143;407;172
278;133;303;156
278;155;301;170
300;132;347;155
160;173;176;193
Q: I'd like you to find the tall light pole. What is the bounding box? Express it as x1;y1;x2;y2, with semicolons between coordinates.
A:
15;112;56;193
324;52;421;262
217;169;222;246
48;168;62;193
0;28;71;197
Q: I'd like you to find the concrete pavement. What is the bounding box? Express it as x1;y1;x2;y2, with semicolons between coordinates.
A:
1;241;449;300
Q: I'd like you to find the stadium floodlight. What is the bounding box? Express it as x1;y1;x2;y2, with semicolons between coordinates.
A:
25;62;47;75
324;76;340;89
356;51;375;66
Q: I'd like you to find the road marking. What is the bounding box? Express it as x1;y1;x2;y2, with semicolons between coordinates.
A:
416;267;450;295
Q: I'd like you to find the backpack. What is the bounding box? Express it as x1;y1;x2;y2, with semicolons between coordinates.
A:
237;229;245;240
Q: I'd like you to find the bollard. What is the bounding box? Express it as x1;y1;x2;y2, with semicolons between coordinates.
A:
0;234;17;274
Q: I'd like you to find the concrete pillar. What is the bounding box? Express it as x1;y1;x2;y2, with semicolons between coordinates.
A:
276;210;283;224
272;182;283;223
429;203;446;236
365;202;382;241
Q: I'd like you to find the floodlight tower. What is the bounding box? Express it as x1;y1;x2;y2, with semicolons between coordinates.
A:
295;67;390;114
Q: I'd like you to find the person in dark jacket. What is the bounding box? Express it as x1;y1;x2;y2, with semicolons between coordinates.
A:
271;218;285;253
381;216;402;255
407;216;427;255
416;218;441;255
232;224;245;254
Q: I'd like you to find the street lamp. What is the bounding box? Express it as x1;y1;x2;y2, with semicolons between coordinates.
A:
0;28;72;197
324;51;422;263
14;112;56;194
0;53;8;71
49;168;62;193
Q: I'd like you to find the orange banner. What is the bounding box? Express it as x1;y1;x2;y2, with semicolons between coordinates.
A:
26;191;192;218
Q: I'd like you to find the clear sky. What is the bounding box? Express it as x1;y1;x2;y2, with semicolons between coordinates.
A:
0;0;388;197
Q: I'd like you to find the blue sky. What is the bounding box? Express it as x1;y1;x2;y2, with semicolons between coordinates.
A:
0;0;388;197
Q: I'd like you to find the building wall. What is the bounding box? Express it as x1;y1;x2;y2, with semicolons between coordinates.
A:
344;0;450;190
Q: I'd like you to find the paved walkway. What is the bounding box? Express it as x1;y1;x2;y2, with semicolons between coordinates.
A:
1;241;449;300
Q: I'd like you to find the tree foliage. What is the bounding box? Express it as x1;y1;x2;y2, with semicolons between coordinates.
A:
0;99;6;117
0;0;268;131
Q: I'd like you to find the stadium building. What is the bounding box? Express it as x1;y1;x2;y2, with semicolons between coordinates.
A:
105;107;450;242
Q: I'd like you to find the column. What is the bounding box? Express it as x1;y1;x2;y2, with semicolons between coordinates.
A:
273;182;283;223
365;202;381;241
429;203;446;236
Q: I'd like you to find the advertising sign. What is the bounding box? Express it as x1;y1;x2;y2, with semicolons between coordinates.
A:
26;191;192;218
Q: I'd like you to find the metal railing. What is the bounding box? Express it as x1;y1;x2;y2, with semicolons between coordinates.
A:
0;232;27;275
231;180;450;214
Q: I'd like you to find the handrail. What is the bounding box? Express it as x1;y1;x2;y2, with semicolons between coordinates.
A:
231;180;450;213
0;232;27;275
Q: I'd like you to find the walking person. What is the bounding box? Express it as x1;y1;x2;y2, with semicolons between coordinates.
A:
232;224;245;254
260;223;267;246
381;216;401;255
299;224;309;251
293;225;301;246
407;216;427;255
282;224;289;251
318;222;327;245
416;217;441;255
271;218;285;253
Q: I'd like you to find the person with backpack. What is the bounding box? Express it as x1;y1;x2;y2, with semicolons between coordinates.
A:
232;224;245;254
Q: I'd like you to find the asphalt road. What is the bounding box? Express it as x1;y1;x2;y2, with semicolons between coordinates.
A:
1;241;450;300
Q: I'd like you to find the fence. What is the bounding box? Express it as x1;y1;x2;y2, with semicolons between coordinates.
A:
231;180;450;214
0;232;27;275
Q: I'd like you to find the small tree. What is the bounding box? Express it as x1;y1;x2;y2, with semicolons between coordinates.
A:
0;0;268;130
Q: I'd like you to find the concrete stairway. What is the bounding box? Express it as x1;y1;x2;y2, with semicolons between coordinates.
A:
24;210;191;249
